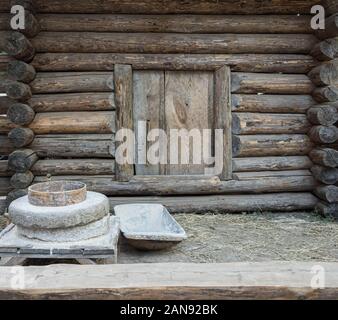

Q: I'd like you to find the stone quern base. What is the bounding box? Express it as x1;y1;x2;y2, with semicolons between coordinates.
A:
0;217;120;266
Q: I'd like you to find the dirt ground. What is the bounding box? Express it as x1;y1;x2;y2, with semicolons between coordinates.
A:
1;212;338;264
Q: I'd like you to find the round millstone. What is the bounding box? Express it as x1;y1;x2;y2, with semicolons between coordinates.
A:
28;181;87;207
9;191;109;229
17;216;110;242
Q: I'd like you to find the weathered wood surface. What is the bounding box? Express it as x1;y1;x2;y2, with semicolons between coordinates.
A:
323;0;338;16
34;174;316;196
0;135;14;155
114;64;134;181
30;134;115;158
316;201;338;218
0;196;6;213
0;160;12;177
10;171;34;189
31;33;317;54
0;96;14;115
314;185;338;203
0;72;10;93
6;82;32;101
232;113;310;135
0;55;13;72
3;32;35;61
311;38;338;61
31;159;115;176
31;53;317;74
5;188;27;205
35;14;312;34
311;165;338;185
308;126;338;144
232;95;315;114
231;73;314;94
232;156;312;172
308;61;338;86
233;170;312;181
30;72;114;93
29;93;114;112
310;148;338;168
316;14;338;40
7;103;35;125
307;105;338;126
8;127;35;148
0;177;11;196
7;61;36;83
29;112;115;134
109;193;318;214
313;86;338;103
0;116;15;134
232;134;313;157
8;149;38;173
0;0;319;14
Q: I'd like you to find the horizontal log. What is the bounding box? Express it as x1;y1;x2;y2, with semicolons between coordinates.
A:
32;159;115;176
8;149;38;173
231;94;315;114
0;196;6;214
7;60;36;83
36;14;312;34
0;55;13;72
0;11;40;37
308;126;338;144
316;201;338;218
7;103;35;125
313;86;338;103
0;177;11;196
0;96;14;115
310;148;338;168
0;135;14;155
0;160;13;177
5;81;32;101
0;72;10;93
0;1;318;14
323;0;338;16
9;0;36;13
231;73;314;94
0;116;15;134
31;53;317;74
30;134;115;158
29;111;115;134
34;174;316;196
30;72;114;93
109;193;318;214
10;171;34;189
29;93;114;112
308;61;338;86
314;185;338;203
232;156;313;172
233;134;313;157
310;38;338;61
31;32;317;54
316;14;338;40
2;32;35;61
311;165;338;185
8;127;35;148
233;170;312;181
307;105;338;126
232;113;310;135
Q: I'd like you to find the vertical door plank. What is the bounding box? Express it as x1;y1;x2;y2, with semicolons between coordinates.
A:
165;71;214;175
114;64;134;181
214;66;232;180
133;71;164;175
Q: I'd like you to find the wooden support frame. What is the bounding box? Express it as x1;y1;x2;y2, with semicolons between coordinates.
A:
114;64;232;182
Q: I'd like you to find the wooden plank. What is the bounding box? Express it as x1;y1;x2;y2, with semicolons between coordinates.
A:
3;260;338;300
29;112;115;134
231;73;314;94
232;94;315;114
214;66;232;180
29;93;114;112
30;134;115;158
232;156;313;172
31;33;317;54
133;70;164;175
232;113;310;134
35;14;313;34
0;0;318;14
164;71;213;175
34;175;316;196
114;64;134;181
32;53;317;74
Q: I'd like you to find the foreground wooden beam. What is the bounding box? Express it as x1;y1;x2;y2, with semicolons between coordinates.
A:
2;261;338;300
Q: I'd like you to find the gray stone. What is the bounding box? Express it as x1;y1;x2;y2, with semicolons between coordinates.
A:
17;216;110;242
9;191;109;229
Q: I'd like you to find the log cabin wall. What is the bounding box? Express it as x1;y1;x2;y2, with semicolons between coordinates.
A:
1;0;332;213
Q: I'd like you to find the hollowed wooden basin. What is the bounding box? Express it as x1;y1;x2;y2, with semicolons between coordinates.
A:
28;181;87;207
